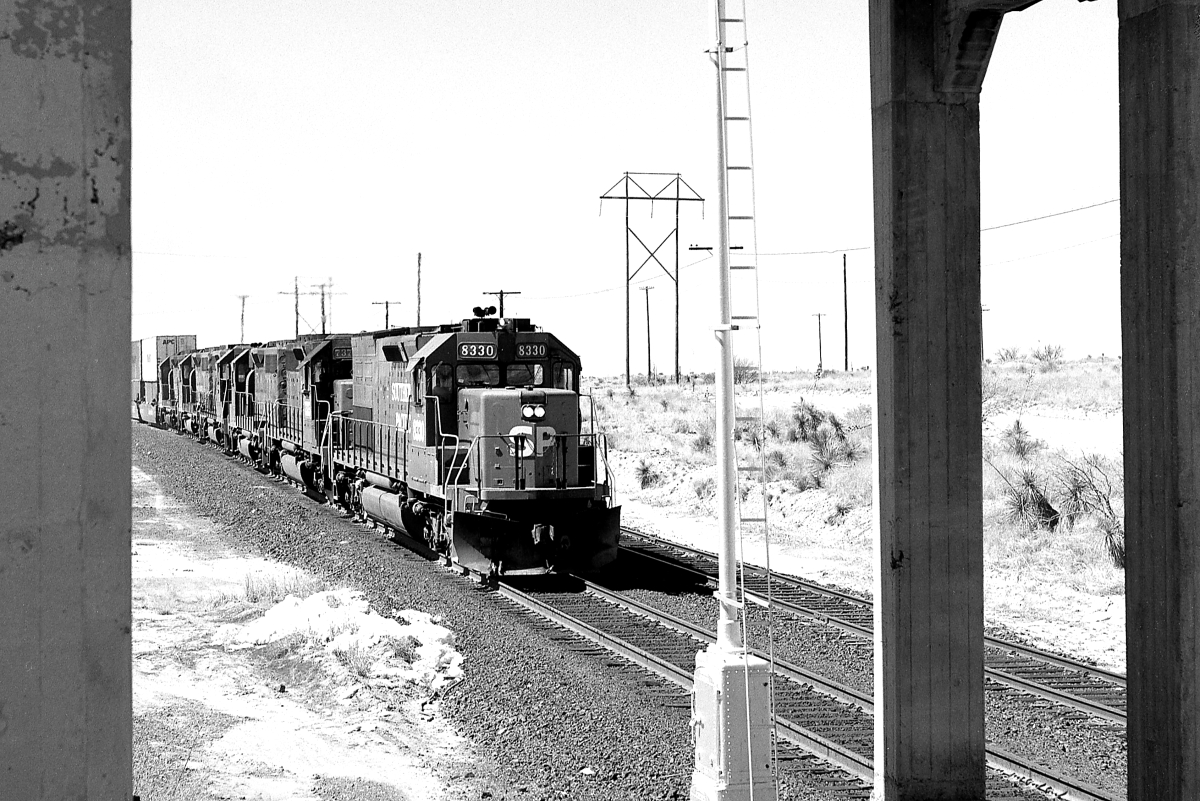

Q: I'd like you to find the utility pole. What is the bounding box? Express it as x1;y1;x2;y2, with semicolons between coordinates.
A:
279;277;332;339
314;282;328;335
278;278;301;339
843;253;849;372
813;312;826;371
416;252;422;326
372;300;403;329
641;286;654;383
309;281;346;335
236;294;249;342
484;290;521;318
981;304;990;362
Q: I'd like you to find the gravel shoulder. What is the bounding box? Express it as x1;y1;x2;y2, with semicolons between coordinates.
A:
131;463;481;801
132;423;699;801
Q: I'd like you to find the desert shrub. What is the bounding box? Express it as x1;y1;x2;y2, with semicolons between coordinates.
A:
733;357;758;385
844;403;872;432
763;448;789;481
981;369;1007;424
1053;454;1126;568
764;413;787;441
635;459;661;489
393;634;421;664
335;641;374;677
1000;419;1044;459
785;461;823;492
659;398;670;411
604;430;622;451
734;420;764;450
1032;344;1064;372
671;417;690;434
692;430;714;453
693;476;716;500
825;502;851;526
1102;522;1126;570
996;346;1022;362
827;458;874;509
992;464;1060;531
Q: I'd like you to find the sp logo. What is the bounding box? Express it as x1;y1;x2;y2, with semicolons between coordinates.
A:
506;425;557;457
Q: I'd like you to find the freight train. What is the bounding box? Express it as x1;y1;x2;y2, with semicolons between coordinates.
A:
139;310;620;577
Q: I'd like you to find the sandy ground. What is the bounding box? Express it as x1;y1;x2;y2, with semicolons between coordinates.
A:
131;466;483;801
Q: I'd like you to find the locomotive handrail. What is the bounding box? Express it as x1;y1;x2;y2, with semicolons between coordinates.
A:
445;433;613;498
427;394;466;497
329;415;408;480
254;399;304;445
595;431;616;500
315;399;333;491
446;436;481;512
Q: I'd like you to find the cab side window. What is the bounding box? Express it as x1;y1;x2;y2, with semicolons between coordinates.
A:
552;362;576;391
434;362;453;391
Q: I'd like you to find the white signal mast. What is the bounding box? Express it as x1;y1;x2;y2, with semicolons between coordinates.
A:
689;1;776;800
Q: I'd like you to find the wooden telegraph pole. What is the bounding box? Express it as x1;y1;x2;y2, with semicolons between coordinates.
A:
236;294;249;342
372;300;403;329
641;285;654;382
484;290;521;318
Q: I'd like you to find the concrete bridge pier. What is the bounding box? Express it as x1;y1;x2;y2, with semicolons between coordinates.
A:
869;1;1031;798
1119;1;1200;798
0;2;133;798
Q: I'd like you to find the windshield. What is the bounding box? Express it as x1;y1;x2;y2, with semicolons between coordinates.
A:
505;363;544;387
456;363;501;387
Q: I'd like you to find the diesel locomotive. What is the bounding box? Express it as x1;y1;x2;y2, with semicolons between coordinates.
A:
146;312;620;576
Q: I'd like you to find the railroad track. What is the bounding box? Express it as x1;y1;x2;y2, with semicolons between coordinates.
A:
495;575;1117;801
170;434;1120;799
620;528;1128;724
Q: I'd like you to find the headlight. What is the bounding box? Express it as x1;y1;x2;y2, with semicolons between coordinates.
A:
533;405;546;419
522;405;535;419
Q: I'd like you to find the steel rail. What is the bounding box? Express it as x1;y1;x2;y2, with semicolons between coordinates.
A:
495;579;874;780
621;529;1128;722
497;576;1118;801
582;578;872;712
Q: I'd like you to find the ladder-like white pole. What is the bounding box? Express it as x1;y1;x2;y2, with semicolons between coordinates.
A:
712;0;741;653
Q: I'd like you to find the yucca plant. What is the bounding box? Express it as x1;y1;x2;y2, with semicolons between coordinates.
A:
763;448;789;481
635;459;661;489
989;460;1060;531
1001;419;1044;459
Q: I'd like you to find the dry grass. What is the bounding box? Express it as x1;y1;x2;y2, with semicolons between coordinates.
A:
243;570;326;604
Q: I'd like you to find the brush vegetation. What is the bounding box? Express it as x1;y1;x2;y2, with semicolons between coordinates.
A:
587;356;1126;577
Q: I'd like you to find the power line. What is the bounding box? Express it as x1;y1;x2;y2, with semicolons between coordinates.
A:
982;198;1118;232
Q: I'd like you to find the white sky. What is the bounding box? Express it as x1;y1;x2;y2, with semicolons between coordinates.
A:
132;0;1120;377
